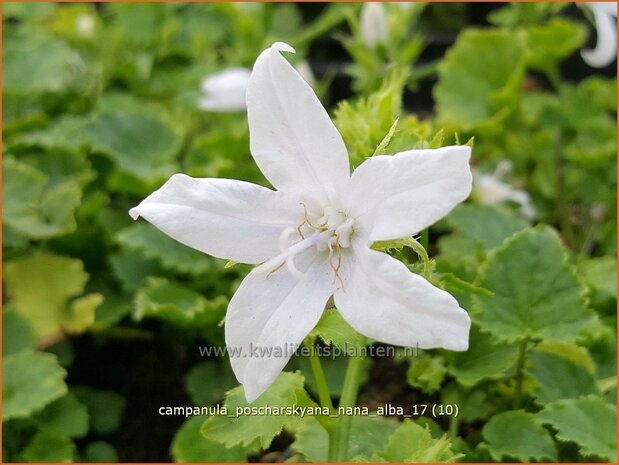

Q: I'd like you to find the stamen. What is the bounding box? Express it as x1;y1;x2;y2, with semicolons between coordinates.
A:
328;237;345;292
300;203;322;231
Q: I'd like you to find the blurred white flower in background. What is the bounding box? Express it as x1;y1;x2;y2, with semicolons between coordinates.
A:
75;14;95;38
135;42;473;402
198;67;252;112
360;3;389;47
474;161;535;219
582;2;618;68
199;62;314;112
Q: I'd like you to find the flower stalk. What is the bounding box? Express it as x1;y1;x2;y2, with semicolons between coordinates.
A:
331;353;367;462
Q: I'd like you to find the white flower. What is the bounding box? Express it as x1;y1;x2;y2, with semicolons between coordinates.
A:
360;3;389;48
198;67;252;112
198;62;315;112
75;14;95;38
131;42;472;402
474;161;535;219
582;2;618;68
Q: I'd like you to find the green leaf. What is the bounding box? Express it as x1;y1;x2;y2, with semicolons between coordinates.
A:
3;351;67;421
82;442;118;463
116;223;215;275
537;397;617;461
525;19;586;74
73;386;126;435
134;277;228;328
2;308;37;356
3;156;81;240
580;256;617;299
4;37;89;95
20;430;75;462
527;344;598;405
292;415;400;462
333;68;407;165
109;250;164;292
86;113;181;185
488;3;567;27
482;410;557;461
309;307;367;352
447;325;518;387
372;419;458;462
442;384;495;422
185;362;237;407
406;356;447;394
201;371;315;449
4;251;99;340
172;416;249;463
474;226;593;343
435;29;525;130
447;204;529;249
33;393;89;439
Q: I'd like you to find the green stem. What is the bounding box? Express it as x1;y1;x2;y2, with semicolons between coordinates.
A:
305;340;334;411
449;415;459;439
405;236;431;280
514;337;529;409
420;229;429;253
331;355;366;462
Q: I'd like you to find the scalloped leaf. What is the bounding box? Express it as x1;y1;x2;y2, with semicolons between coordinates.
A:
201;371;316;449
537;397;616;461
447;324;518;387
20;430;75;462
3;308;37;356
292;415;400;462
447;204;529;249
3;351;68;421
474;226;594;343
134;277;228;328
406;356;447;394
86;113;180;186
171;416;249;462
435;29;526;129
116;222;215;275
4;156;81;240
527;345;598;405
33;393;89;439
372;419;459;462
482;410;557;461
4;251;100;340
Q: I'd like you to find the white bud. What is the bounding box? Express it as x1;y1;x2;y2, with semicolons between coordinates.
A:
360;3;389;48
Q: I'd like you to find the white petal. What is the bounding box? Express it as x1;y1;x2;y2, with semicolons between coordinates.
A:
198;67;251;112
343;145;472;242
360;3;389;48
335;246;470;351
226;249;335;402
129;174;299;264
246;42;350;198
582;3;618;68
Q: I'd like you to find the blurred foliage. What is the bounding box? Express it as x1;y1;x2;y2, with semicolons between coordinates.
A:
2;2;616;463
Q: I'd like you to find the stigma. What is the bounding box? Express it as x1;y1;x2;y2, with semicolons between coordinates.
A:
254;204;355;289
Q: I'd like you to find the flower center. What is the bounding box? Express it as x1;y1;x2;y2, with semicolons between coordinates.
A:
253;204;355;290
